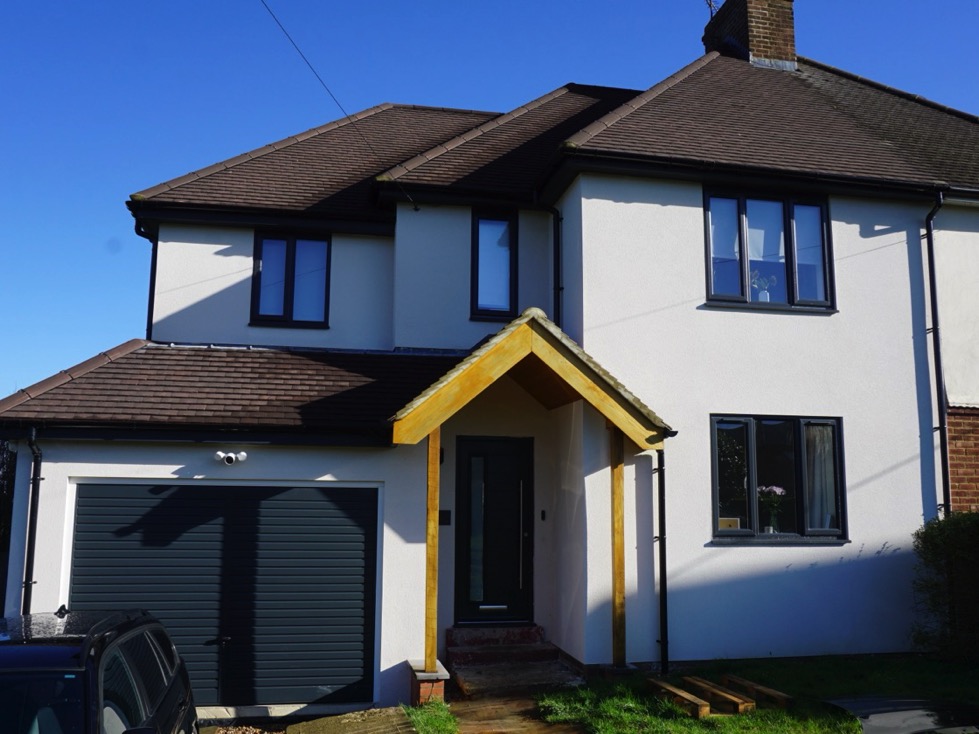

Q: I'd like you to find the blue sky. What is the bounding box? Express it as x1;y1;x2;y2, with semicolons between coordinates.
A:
1;1;976;396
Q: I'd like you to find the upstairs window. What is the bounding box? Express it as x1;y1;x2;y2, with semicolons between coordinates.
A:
706;194;834;310
471;212;517;320
712;414;846;541
252;234;330;327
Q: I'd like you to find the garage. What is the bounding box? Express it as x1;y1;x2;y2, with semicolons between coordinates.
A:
70;484;378;706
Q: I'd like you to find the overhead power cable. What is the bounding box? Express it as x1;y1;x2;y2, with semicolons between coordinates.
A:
258;0;418;208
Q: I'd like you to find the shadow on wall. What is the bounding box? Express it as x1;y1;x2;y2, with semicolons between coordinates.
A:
667;541;915;662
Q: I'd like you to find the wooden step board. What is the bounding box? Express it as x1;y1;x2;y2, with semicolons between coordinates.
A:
647;678;710;719
720;674;793;708
681;676;756;714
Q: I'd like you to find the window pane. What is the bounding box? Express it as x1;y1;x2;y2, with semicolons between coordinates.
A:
293;239;328;322
716;421;751;531
258;239;287;316
102;649;143;731
794;204;827;302
805;423;839;529
477;219;511;311
755;419;798;533
121;634;167;712
708;198;742;297
746;200;787;304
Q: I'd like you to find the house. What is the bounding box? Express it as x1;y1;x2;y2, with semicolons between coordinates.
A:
1;0;978;718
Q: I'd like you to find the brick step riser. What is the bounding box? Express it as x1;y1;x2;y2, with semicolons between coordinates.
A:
446;644;559;667
445;625;545;648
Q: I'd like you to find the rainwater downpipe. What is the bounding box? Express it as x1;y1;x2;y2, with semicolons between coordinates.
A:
924;191;952;514
22;427;42;615
655;448;670;674
546;205;563;329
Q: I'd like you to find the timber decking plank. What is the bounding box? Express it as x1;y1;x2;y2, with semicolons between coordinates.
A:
647;678;711;719
682;676;756;714
720;674;793;708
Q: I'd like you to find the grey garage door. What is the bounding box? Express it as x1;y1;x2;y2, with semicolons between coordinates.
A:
70;484;377;706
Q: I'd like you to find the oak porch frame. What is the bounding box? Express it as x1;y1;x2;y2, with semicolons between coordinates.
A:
391;308;672;674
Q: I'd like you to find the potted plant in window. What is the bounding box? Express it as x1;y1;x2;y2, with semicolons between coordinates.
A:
750;271;777;302
757;485;786;532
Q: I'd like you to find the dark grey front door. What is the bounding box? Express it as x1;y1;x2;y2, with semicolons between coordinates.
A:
455;437;533;623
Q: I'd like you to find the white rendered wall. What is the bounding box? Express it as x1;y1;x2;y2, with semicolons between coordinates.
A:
571;174;937;662
393;204;553;350
151;224;394;350
934;205;979;408
3;439;428;708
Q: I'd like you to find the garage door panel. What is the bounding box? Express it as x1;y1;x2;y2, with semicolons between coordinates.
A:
70;484;377;707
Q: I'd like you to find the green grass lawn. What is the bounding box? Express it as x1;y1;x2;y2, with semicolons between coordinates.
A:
536;654;979;734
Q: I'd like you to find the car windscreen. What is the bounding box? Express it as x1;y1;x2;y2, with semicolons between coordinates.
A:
0;672;84;734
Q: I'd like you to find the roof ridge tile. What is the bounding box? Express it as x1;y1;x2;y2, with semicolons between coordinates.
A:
800;57;979;127
377;86;575;182
131;104;402;200
564;52;719;149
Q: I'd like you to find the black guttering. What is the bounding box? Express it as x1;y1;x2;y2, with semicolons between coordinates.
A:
22;427;41;615
656;448;669;675
924;191;951;513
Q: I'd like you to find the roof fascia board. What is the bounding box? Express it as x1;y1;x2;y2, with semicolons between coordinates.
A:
539;154;947;206
0;426;393;447
128;202;395;237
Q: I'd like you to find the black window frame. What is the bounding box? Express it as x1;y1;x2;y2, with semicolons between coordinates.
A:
710;414;848;543
250;232;331;328
704;191;836;312
470;210;518;321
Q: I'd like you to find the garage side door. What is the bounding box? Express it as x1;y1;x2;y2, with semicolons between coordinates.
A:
70;485;377;706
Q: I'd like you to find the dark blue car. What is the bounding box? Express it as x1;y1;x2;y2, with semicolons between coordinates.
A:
0;608;197;734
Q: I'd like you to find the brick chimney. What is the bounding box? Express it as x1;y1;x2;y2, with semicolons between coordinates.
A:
703;0;797;70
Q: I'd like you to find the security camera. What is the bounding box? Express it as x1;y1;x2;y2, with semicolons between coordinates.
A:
215;451;247;465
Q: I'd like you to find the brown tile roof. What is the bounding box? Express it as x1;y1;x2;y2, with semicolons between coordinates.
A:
566;54;979;190
129;104;498;221
0;343;462;445
129;52;979;224
379;83;642;199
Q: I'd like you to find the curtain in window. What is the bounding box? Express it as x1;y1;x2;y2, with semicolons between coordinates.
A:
805;424;836;529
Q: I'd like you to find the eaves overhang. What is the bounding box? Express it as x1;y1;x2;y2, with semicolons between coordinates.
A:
390;307;674;449
538;150;954;207
126;200;396;242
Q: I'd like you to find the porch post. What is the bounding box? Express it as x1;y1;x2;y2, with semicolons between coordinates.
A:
425;426;441;674
610;426;626;667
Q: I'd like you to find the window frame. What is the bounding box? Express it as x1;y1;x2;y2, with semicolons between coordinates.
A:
470;210;518;321
710;413;848;543
250;232;331;328
704;191;836;312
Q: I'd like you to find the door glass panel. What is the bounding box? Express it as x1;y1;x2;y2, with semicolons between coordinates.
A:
469;456;484;603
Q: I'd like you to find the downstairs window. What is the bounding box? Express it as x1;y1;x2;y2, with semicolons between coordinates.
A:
712;415;846;540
